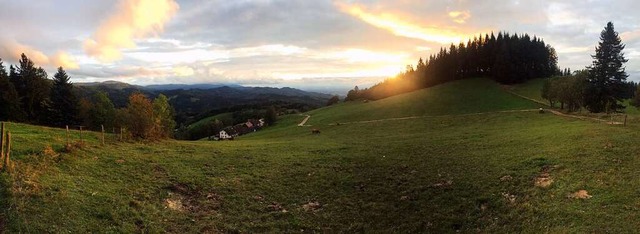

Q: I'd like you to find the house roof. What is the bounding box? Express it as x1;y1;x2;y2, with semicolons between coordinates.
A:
222;127;237;135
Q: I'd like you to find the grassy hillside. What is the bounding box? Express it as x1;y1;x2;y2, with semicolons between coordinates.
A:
187;112;234;130
306;78;542;125
510;78;547;103
3;79;640;232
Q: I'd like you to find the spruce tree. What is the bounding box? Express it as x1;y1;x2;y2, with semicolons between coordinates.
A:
585;22;628;113
50;67;78;127
0;59;23;121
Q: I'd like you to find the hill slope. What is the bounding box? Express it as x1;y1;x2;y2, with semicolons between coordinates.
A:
307;78;542;125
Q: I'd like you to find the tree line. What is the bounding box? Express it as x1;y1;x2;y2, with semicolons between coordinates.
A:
0;54;175;140
345;31;560;101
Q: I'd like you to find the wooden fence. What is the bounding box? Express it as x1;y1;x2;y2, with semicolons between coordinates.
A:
0;122;12;173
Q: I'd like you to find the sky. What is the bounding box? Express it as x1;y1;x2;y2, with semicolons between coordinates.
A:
1;0;640;93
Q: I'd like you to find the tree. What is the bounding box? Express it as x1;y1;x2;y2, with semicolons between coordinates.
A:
49;67;78;127
89;91;116;130
541;78;555;107
265;106;277;125
584;22;628;113
326;95;340;106
152;94;176;138
0;59;23;121
344;86;361;101
123;92;155;139
12;54;51;123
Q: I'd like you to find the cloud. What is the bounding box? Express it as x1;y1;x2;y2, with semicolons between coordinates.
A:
0;40;79;69
448;11;471;24
334;2;477;44
84;0;179;62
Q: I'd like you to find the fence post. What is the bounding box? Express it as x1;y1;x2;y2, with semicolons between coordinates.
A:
101;125;105;145
624;115;628;127
4;132;10;173
66;125;69;145
120;127;123;141
0;122;4;170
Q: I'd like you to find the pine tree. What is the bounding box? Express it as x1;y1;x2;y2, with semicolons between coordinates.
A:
50;67;78;127
12;54;51;123
584;22;628;113
0;59;23;121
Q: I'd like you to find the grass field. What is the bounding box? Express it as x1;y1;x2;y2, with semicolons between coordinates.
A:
2;78;640;232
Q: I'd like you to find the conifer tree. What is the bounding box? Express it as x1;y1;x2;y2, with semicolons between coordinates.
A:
584;22;628;113
12;54;51;123
50;67;78;127
0;59;22;121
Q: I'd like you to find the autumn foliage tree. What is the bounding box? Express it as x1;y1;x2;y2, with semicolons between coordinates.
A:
122;93;155;139
152;94;176;138
118;93;176;140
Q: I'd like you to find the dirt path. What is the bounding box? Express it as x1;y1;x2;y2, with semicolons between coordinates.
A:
298;114;311;127
329;109;540;125
505;90;624;125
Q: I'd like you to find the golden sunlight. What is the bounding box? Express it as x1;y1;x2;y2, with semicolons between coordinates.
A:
336;2;467;44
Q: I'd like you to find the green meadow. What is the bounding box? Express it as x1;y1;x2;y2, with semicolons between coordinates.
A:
3;78;640;232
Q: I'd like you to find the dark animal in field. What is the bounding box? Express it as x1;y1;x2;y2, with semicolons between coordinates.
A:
311;129;321;134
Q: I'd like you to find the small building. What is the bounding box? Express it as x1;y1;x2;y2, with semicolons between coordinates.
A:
219;127;238;140
233;124;251;135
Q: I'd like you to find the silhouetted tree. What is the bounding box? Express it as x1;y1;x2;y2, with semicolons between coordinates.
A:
584;22;628;113
0;59;23;121
265;106;277;125
49;67;78;127
326;95;340;106
11;54;51;124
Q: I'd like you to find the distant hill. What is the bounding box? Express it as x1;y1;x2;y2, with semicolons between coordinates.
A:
75;80;142;90
74;81;333;126
143;83;243;90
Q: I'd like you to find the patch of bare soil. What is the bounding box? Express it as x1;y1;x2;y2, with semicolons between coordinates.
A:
164;183;222;214
568;190;592;199
302;201;322;212
266;202;288;213
430;180;453;188
500;175;513;182
535;165;555;188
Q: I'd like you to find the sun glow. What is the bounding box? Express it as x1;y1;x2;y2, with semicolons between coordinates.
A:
336;2;467;44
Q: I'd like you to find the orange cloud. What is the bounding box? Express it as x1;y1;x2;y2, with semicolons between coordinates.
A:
448;11;471;24
84;0;179;62
0;41;79;69
336;2;469;44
